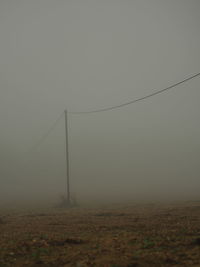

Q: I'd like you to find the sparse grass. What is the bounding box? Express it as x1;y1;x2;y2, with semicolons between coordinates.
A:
128;239;138;245
0;202;200;266
142;238;155;249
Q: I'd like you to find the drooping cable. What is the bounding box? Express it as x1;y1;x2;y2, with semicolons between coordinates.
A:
69;72;200;114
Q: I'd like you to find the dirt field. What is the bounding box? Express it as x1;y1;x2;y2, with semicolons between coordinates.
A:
0;202;200;266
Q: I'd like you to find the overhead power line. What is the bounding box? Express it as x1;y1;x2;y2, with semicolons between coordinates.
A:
26;111;64;155
26;71;200;155
70;72;200;114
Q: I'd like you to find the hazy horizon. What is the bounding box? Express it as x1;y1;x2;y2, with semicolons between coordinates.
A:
0;0;200;207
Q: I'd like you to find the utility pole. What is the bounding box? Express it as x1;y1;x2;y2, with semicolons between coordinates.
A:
64;109;70;206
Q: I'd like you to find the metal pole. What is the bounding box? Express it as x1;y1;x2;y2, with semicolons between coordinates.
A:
64;109;70;205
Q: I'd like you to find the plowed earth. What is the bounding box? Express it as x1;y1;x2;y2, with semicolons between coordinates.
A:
0;203;200;266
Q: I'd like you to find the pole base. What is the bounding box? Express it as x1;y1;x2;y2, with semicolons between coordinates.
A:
56;195;78;208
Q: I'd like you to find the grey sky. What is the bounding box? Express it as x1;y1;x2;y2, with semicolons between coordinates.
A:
0;0;200;204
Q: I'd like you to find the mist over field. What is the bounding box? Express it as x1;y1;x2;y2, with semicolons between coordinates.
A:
0;0;200;207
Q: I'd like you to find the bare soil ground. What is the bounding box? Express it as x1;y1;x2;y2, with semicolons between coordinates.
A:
0;202;200;266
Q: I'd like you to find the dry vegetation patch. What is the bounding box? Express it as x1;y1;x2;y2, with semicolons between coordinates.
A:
0;203;200;266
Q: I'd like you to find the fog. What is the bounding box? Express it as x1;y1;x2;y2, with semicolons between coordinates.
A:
0;0;200;207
